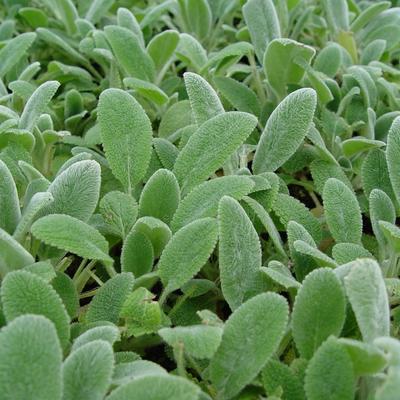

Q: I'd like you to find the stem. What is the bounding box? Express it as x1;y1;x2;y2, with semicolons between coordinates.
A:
248;52;266;103
75;260;97;293
56;256;74;273
173;343;186;377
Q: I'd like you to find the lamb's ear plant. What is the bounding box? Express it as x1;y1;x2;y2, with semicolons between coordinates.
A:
2;1;400;399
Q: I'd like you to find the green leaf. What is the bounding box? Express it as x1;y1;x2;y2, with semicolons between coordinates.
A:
100;190;138;239
305;337;355;400
272;193;322;243
85;0;115;24
263;38;315;98
338;338;387;376
386;116;400;204
120;288;162;336
44;160;101;222
123;78;169;106
105;25;155;81
344;258;390;342
293;240;338;269
121;229;154;277
19;81;60;132
1;270;70;347
112;360;167;386
323;178;362;244
176;33;207;72
159;325;222;359
181;0;212;41
261;261;301;289
171;176;254;232
98;88;153;193
243;0;281;63
158;218;218;295
218;196;266;310
106;375;200;400
86;272;134;324
0;227;35;278
183;72;224;126
253;88;317;174
369;189;396;248
262;359;305;400
173;112;257;194
214;76;261;117
210;293;289;399
379;221;400;253
62;340;114;400
72;325;120;351
147;30;180;73
139;169;180;225
332;243;373;264
350;1;391;33
0;32;36;78
32;214;112;262
310;160;352;194
292;268;346;359
313;43;342;78
0;159;20;234
51;272;79;319
0;315;62;400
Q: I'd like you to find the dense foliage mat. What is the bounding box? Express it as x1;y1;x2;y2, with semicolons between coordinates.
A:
1;0;400;399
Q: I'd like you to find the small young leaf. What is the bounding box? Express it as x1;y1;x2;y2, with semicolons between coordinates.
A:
1;270;70;347
292;268;346;359
147;30;180;73
0;315;62;400
72;325;120;351
106;375;200;400
323;178;362;244
173;112;257;194
62;340;114;400
243;0;281;63
344;259;390;342
253;88;317;174
86;272;134;324
210;293;289;399
51;272;79;319
98;88;153;193
218;196;265;310
183;72;224;126
158;218;218;295
171;175;254;232
139;169;180;225
305;337;355;400
19;81;60;132
159;325;222;359
32;214;112;263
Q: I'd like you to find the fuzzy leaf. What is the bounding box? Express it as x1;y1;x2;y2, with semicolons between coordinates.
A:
0;32;36;78
1;270;70;347
173;112;257;194
218;196;265;310
292;268;346;359
386;116;400;204
62;340;114;400
105;25;155;81
210;293;289;399
323;178;362;244
305;337;355;400
158;218;218;295
159;325;222;359
183;72;224;126
147;30;180;73
44;160;101;222
98;88;152;192
171;176;254;232
139;169;180;225
0;159;21;234
243;0;281;63
100;191;138;239
253;88;317;174
32;214;112;262
72;325;120;351
344;259;390;342
106;375;200;400
86;272;135;324
0;315;62;400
